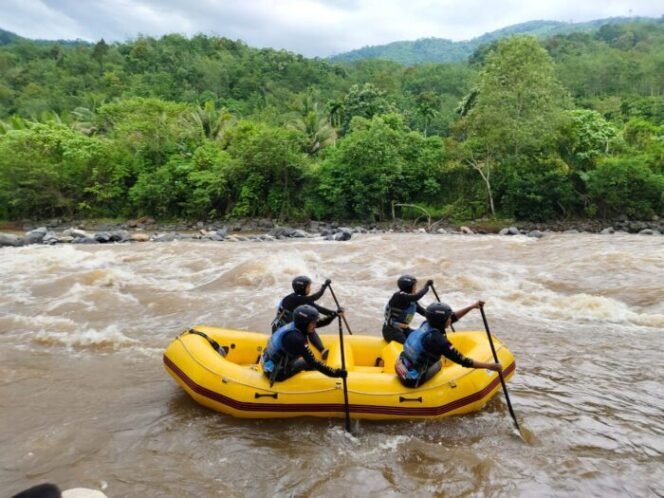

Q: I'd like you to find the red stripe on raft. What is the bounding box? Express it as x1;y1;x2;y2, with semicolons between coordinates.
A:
163;354;516;417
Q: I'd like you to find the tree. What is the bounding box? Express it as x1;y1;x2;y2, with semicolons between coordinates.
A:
224;121;308;219
0;122;123;218
586;157;664;218
454;36;569;215
414;91;440;136
189;100;236;142
287;94;337;154
560;109;619;169
92;39;109;72
317;114;443;220
340;83;393;135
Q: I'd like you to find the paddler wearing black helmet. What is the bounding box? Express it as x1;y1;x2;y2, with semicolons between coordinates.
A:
395;301;502;388
271;275;337;358
261;305;347;384
382;274;434;344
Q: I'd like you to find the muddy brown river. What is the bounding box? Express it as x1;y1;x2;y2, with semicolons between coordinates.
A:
1;233;662;496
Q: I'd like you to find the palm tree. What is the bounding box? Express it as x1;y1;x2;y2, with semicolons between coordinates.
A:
327;99;344;129
71;107;97;135
288;110;337;154
190;100;236;141
0;115;30;134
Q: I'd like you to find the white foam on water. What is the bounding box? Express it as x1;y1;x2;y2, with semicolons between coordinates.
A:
3;313;79;332
33;323;138;351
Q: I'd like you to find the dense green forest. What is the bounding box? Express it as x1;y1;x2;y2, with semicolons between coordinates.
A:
329;17;659;64
0;20;662;223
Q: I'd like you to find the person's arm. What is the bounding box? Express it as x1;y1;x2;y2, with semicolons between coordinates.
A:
306;285;326;301
402;283;430;303
304;279;330;303
316;310;339;328
285;293;333;314
429;332;473;368
308;330;325;354
301;345;345;378
452;300;484;322
312;302;336;315
471;360;502;371
416;303;427;317
432;333;501;371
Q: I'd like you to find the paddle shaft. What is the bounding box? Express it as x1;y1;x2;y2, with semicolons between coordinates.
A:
327;283;352;335
479;306;522;434
430;284;455;332
337;315;352;432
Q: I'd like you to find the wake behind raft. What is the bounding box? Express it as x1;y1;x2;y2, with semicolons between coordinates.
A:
163;327;515;420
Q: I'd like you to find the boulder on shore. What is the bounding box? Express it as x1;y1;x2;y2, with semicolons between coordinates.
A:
63;228;91;239
0;233;20;247
72;236;99;244
94;232;112;243
25;226;47;244
43;231;60;244
130;232;150;242
153;232;179;242
499;226;519;236
109;230;130;242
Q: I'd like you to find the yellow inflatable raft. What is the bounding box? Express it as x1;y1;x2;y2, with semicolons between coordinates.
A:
163;327;516;421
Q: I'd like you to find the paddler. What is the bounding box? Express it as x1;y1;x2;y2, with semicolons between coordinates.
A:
271;275;336;359
262;305;347;384
395;302;502;387
382;275;434;344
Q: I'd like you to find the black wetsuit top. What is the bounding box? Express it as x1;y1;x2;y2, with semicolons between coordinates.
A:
382;285;430;343
273;286;336;351
421;321;472;367
280;287;335;316
276;314;340;378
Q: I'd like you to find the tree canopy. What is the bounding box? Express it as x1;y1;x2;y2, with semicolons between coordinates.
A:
0;21;662;222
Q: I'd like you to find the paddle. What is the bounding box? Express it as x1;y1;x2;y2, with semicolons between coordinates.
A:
337;312;352;433
430;283;455;332
327;282;353;335
479;304;525;440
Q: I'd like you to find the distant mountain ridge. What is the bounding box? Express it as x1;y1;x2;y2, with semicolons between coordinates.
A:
1;16;661;60
0;27;90;47
329;16;661;64
0;28;22;45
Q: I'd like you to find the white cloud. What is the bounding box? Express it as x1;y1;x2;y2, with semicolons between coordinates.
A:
0;0;661;56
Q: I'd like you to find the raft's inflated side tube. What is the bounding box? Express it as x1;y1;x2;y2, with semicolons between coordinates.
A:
163;327;516;421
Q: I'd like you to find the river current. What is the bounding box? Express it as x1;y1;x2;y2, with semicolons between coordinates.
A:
1;233;662;497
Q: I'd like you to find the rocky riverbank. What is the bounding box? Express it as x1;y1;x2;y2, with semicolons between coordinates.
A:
0;216;662;248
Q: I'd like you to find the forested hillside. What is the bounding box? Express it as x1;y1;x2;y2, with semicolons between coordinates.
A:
0;21;662;223
329;17;659;64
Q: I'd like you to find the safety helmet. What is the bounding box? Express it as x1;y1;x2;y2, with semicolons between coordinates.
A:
293;304;319;331
292;275;312;295
397;274;417;293
425;302;453;330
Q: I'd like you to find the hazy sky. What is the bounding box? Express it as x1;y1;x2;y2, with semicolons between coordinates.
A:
0;0;661;56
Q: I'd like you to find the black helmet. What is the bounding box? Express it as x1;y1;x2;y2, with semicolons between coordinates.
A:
397;274;417;293
293;304;319;331
292;275;312;295
426;302;453;330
